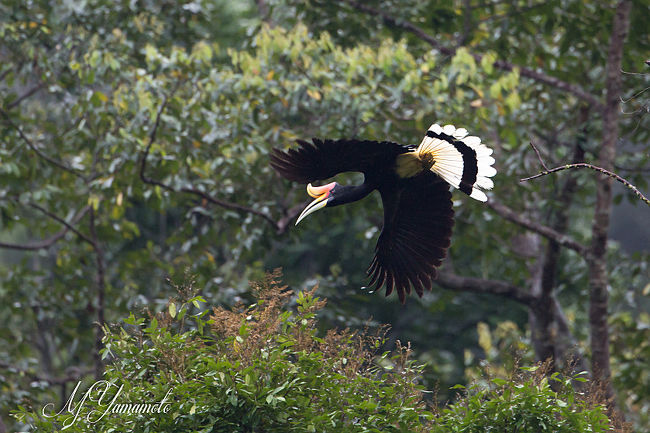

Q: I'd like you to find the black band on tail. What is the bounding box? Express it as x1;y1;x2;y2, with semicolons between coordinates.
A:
426;130;478;195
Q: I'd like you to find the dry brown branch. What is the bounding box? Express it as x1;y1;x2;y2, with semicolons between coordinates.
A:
521;162;649;206
528;141;549;171
521;141;650;206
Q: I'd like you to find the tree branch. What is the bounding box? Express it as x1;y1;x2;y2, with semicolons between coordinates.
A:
139;87;289;233
28;203;94;245
527;140;550;171
275;203;304;235
0;206;90;251
138;90;176;193
486;199;588;256
0;106;86;180
436;270;537;307
6;81;46;110
339;0;603;109
521;162;649;206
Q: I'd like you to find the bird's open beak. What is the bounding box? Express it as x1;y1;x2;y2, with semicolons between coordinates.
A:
295;182;336;226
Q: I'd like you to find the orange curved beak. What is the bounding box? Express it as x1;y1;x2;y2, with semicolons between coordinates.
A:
296;182;336;226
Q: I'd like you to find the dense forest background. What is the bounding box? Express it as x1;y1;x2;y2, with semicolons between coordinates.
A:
0;0;648;431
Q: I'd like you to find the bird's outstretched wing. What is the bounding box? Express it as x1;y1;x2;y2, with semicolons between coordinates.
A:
270;138;412;183
367;171;454;303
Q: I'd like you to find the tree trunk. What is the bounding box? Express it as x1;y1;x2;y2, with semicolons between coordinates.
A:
588;0;631;416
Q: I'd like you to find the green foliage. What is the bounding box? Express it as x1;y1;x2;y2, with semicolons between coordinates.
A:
16;273;611;433
17;271;433;432
610;300;650;428
464;321;535;383
433;368;610;433
1;0;649;431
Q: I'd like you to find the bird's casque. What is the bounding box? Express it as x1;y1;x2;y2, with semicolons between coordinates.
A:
270;123;496;303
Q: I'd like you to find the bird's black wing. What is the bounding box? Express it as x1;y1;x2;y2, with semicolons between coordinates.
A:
368;171;454;303
270;138;412;183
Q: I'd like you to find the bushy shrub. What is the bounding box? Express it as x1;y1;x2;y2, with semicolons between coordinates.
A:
15;272;612;432
16;271;432;432
432;365;612;433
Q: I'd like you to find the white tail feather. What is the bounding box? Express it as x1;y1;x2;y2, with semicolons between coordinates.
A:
417;123;497;201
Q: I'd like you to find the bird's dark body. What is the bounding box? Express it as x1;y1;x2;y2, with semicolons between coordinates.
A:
271;138;455;303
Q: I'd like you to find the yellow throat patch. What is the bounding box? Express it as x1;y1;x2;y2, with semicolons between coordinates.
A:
395;152;433;178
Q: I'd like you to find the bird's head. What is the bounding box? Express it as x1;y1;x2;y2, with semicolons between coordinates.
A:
295;182;339;226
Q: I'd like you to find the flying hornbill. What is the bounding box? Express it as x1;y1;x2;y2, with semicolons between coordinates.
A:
270;123;496;303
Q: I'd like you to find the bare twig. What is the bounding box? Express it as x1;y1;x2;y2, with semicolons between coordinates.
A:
540;127;586;297
0;235;64;251
528;141;549;171
520;162;649;206
620;85;650;103
179;185;280;228
339;0;603;109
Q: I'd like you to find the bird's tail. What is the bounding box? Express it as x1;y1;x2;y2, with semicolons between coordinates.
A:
416;123;496;202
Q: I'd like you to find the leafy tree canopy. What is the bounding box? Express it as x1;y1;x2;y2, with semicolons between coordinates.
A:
1;0;648;431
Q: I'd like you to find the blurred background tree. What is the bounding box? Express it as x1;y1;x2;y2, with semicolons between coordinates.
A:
0;0;648;431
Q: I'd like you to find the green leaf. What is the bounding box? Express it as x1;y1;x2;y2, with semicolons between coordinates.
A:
169;302;176;318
